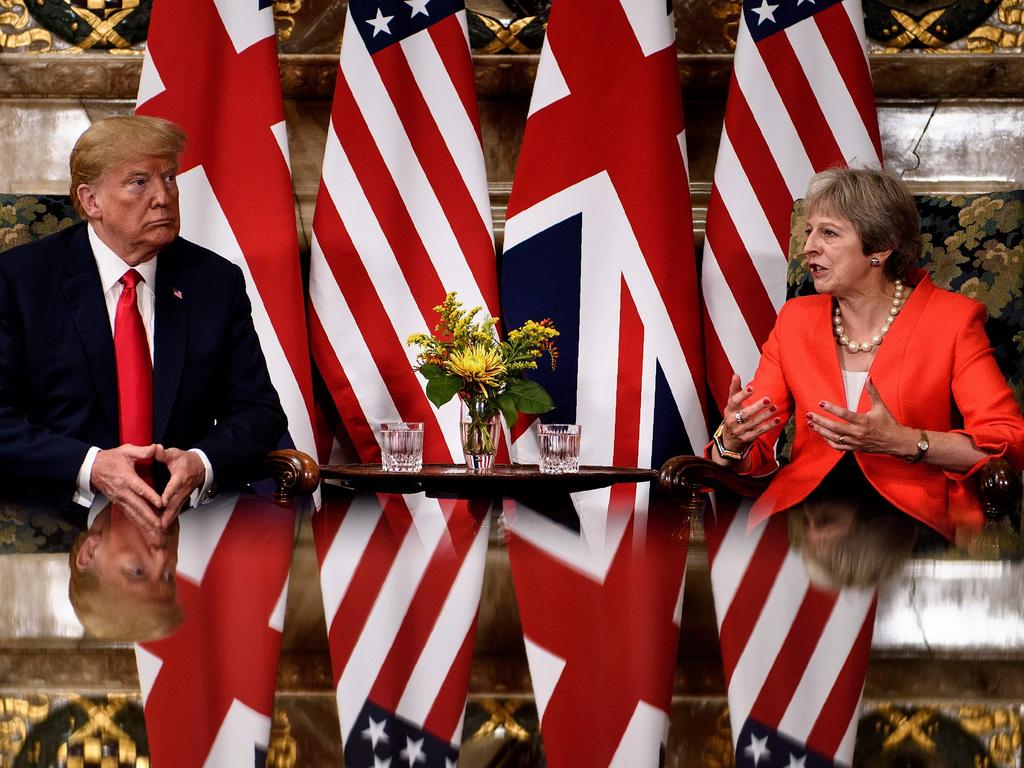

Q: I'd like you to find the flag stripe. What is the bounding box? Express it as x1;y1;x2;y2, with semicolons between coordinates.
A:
757;32;845;172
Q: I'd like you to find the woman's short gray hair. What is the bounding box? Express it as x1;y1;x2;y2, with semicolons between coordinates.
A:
804;167;922;281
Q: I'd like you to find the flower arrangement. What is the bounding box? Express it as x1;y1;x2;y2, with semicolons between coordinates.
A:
407;293;559;465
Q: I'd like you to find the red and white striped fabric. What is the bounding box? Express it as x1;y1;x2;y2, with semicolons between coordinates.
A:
136;0;317;467
308;0;499;464
702;0;882;404
701;1;883;763
706;499;876;766
307;0;497;763
136;493;297;768
313;494;490;767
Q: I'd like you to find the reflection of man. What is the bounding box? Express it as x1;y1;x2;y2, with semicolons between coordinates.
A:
70;502;183;641
0;116;286;530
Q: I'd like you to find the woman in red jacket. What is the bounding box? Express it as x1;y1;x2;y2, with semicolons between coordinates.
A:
710;168;1024;548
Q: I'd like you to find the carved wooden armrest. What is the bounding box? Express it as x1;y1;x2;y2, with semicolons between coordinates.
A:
657;454;773;514
263;449;320;505
978;457;1021;524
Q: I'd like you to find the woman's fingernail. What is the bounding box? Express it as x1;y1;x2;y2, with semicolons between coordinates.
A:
762;398;770;405
774;418;781;425
746;386;753;393
818;401;826;408
769;405;777;413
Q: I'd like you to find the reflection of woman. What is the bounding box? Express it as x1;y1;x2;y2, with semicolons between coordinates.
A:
710;168;1024;545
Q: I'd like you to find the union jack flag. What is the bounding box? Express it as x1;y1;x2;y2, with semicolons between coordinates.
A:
136;493;297;767
136;0;318;470
307;0;497;763
499;0;705;762
707;500;876;767
700;0;882;763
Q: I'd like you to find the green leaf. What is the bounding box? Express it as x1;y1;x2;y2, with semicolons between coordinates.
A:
426;375;461;408
505;379;554;414
496;392;520;428
417;363;445;380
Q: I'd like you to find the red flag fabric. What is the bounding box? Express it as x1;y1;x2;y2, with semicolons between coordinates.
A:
136;493;297;767
307;0;497;764
136;0;318;467
498;0;703;762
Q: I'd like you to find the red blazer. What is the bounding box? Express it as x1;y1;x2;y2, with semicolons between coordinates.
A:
729;272;1024;539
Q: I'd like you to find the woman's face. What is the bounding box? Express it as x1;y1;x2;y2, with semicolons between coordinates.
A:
804;209;887;297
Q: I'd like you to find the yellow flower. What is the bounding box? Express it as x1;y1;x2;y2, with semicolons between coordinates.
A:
445;345;506;392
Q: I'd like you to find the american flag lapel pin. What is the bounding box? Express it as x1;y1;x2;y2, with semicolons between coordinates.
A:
172;288;183;300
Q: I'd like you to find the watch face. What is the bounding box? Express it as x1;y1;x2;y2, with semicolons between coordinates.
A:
918;438;929;451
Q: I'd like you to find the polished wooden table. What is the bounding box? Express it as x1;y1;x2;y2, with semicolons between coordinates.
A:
317;463;659;498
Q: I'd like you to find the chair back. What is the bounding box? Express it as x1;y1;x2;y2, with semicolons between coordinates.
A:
0;194;79;253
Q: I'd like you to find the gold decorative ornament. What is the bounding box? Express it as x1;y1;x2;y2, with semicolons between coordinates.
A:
273;0;301;42
266;708;298;768
0;0;52;51
470;699;532;742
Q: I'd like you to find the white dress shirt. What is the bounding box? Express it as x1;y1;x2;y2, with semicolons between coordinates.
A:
74;225;213;508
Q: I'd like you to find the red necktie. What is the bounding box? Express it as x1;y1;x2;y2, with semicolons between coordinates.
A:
114;269;153;451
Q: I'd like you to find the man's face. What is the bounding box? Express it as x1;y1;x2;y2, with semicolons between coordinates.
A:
86;507;179;602
78;155;180;266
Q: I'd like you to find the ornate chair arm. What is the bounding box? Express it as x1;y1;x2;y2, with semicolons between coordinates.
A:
657;454;773;515
263;449;321;504
978;457;1022;524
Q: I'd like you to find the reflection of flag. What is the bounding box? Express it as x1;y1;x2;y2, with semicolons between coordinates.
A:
136;494;297;767
313;493;489;768
136;0;318;466
706;499;876;767
308;0;499;464
499;2;703;761
504;501;688;767
307;1;497;762
702;0;882;401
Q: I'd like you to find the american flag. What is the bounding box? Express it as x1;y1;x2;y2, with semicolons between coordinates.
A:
308;0;499;463
707;499;877;767
136;0;318;469
136;493;297;767
701;0;882;403
700;0;883;762
499;0;705;762
313;492;490;767
307;0;498;763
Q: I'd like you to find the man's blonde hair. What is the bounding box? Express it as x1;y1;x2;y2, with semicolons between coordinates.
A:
69;115;187;217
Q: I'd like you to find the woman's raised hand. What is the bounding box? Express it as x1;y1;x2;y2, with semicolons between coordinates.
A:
719;374;781;453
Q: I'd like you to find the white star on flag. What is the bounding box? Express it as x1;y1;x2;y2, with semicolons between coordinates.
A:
796;0;815;6
362;717;389;749
787;755;807;768
374;757;392;768
405;0;430;16
751;0;780;23
367;8;395;36
445;759;457;768
744;734;771;766
400;736;426;766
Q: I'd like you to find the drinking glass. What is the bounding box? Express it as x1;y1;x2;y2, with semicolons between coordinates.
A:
380;422;424;472
538;424;581;474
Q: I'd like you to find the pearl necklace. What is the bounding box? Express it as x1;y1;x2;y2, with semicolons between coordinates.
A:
833;280;907;353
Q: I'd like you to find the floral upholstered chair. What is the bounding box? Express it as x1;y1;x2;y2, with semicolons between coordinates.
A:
661;190;1024;556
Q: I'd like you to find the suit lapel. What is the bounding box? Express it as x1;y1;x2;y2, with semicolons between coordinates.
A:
862;271;932;416
153;247;187;443
59;226;119;436
807;296;846;409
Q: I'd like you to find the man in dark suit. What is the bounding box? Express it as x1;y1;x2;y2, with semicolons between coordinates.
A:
0;115;286;533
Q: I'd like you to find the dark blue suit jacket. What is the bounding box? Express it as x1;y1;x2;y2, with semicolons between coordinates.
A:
0;222;287;507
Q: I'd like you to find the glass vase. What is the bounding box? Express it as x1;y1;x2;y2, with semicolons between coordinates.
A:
460;397;500;472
